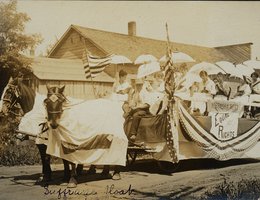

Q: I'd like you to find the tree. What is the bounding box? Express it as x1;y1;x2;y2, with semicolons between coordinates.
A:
45;35;59;56
0;0;42;97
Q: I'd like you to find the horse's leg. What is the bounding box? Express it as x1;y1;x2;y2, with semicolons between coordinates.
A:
76;164;84;176
101;165;110;177
45;154;52;180
36;144;45;181
112;166;121;180
36;144;52;182
62;159;70;182
67;162;77;188
86;165;96;175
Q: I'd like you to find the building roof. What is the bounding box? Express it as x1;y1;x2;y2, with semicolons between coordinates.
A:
49;24;236;63
30;56;114;83
214;42;253;64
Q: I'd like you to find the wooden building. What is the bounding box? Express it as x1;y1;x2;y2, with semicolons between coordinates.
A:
30;56;114;99
30;22;253;99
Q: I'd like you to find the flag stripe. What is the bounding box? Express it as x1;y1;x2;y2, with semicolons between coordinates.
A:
91;68;106;74
82;50;114;79
90;64;108;70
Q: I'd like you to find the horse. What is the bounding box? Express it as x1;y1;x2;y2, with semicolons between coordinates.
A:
0;78;82;186
0;78;33;118
44;85;79;187
44;85;125;182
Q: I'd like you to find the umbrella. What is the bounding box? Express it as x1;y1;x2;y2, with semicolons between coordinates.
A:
243;60;260;70
110;55;132;64
215;61;243;78
134;54;158;65
181;73;202;89
188;62;226;75
137;61;160;78
159;51;195;64
235;64;255;77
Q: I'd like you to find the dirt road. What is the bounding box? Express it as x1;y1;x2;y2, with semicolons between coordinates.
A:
0;159;260;200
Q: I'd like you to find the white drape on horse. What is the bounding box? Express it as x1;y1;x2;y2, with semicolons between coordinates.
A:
47;98;128;166
18;93;48;145
19;95;128;166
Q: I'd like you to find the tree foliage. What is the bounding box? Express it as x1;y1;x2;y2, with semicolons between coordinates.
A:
0;0;42;96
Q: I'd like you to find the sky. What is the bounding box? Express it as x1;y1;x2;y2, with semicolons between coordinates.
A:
16;1;260;59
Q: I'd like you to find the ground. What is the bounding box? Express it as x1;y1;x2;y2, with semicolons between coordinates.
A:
0;159;260;200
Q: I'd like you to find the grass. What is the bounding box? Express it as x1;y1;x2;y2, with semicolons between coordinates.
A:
0;116;41;166
200;177;260;200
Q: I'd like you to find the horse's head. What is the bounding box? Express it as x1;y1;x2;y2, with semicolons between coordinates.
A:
44;85;66;129
1;78;35;117
1;80;22;116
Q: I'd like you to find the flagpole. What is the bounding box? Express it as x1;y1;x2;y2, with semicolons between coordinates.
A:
90;75;97;98
166;23;171;52
164;23;179;163
165;23;175;101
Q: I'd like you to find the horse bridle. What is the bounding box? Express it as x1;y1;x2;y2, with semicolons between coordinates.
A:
2;84;21;115
44;92;67;114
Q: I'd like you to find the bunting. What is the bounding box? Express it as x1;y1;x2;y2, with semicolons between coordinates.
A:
178;101;260;160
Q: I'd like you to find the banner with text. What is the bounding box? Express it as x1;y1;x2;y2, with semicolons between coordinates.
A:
210;112;239;141
207;100;243;113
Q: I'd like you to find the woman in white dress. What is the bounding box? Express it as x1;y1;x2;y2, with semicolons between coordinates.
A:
190;70;216;115
250;72;260;118
111;70;131;102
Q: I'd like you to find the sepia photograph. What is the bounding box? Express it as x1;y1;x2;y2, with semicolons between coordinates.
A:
0;1;260;199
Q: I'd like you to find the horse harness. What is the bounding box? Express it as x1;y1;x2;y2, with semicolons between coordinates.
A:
44;90;68;114
2;84;22;116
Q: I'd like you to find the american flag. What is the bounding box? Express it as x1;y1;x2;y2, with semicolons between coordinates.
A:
163;23;179;163
82;50;113;79
164;46;175;99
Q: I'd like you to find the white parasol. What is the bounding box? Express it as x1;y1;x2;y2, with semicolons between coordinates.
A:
137;61;161;79
235;64;255;77
134;54;158;65
243;60;260;70
110;55;132;64
159;51;195;64
181;73;202;90
215;61;243;78
188;62;226;75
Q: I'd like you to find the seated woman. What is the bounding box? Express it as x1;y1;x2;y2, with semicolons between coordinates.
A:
198;70;217;95
250;72;260;118
123;73;168;142
151;71;165;93
190;71;216;115
140;75;165;114
111;70;131;102
236;82;252;97
251;72;260;94
123;79;151;142
214;72;230;97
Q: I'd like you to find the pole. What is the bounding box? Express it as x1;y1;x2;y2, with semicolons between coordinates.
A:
90;75;97;98
15;130;48;140
166;23;172;63
164;23;179;163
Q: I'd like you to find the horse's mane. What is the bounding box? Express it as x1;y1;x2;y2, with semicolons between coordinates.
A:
16;79;36;114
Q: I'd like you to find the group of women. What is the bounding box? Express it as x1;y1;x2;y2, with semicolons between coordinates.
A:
112;69;167;142
180;70;260;118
